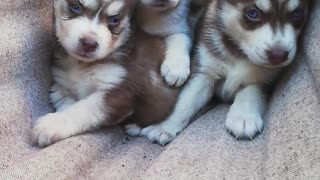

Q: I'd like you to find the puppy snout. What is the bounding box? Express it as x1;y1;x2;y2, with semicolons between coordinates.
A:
266;46;289;65
80;37;98;53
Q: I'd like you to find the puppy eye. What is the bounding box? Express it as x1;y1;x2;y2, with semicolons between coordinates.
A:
246;8;261;22
291;7;305;21
69;3;81;14
108;16;121;27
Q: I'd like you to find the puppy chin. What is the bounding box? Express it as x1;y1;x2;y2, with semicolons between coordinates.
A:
249;58;292;69
263;61;292;69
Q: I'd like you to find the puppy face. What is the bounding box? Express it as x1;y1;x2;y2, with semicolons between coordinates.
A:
54;0;136;62
140;0;180;11
219;0;310;67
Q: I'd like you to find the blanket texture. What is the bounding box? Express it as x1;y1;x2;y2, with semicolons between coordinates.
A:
0;1;319;179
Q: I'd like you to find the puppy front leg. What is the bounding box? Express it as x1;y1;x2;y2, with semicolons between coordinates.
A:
32;92;108;147
161;33;191;87
141;74;215;145
225;85;266;139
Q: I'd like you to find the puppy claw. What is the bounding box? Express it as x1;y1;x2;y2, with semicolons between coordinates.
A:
257;125;263;134
225;111;263;140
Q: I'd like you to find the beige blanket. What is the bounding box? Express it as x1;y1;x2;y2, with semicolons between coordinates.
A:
0;1;319;179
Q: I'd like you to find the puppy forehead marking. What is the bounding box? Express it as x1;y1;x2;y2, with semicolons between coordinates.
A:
106;1;125;16
256;0;271;12
287;0;300;11
79;0;99;9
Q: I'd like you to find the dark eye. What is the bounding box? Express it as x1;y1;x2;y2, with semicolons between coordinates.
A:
70;3;81;14
291;7;305;21
108;16;121;26
246;8;261;22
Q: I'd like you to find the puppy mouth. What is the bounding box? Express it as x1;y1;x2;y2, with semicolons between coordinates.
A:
253;58;290;68
74;49;93;57
260;63;286;68
79;50;95;57
71;48;97;60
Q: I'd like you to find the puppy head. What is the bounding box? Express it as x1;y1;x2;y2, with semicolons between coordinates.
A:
54;0;136;62
219;0;310;67
139;0;180;11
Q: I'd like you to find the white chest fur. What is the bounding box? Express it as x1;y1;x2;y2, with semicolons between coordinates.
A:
197;43;278;100
52;56;127;100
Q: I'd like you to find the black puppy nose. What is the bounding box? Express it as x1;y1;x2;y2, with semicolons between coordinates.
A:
80;37;98;52
267;46;289;65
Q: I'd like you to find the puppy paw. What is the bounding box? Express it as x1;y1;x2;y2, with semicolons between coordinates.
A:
225;111;263;140
32;113;72;147
140;123;182;146
124;124;141;137
161;53;190;87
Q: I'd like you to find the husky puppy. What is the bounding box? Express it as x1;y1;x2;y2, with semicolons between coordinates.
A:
136;0;192;87
140;0;311;145
32;0;181;147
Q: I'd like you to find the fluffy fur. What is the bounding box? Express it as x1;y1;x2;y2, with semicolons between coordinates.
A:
136;0;192;87
140;0;311;145
32;0;181;147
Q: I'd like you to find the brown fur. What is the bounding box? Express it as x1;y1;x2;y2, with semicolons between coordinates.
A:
54;26;180;128
103;29;180;127
32;0;183;148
